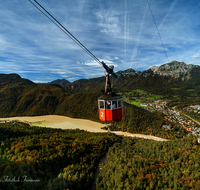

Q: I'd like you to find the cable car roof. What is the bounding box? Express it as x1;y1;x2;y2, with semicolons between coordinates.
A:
98;94;123;101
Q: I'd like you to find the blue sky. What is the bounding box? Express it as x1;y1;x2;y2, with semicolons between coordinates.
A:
1;0;200;82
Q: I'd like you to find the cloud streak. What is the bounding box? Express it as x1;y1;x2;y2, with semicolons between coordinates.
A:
0;0;200;82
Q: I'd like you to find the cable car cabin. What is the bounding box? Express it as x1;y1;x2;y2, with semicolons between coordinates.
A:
98;95;124;122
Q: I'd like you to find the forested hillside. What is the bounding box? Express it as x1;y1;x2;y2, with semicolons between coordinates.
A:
0;122;199;190
106;102;187;139
96;137;200;190
0;122;120;190
0;74;34;86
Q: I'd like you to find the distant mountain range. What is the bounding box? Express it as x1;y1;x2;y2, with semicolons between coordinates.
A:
44;61;200;85
41;61;200;96
38;79;71;85
116;61;200;81
2;60;200;97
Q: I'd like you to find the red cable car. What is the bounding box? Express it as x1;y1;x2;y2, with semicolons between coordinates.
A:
98;95;124;122
98;62;124;122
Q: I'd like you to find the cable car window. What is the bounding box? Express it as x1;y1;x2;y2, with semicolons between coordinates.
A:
112;101;117;109
99;101;104;109
106;101;111;109
118;100;122;108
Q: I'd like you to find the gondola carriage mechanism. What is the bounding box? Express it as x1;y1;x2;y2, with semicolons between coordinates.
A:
98;62;124;122
29;0;124;122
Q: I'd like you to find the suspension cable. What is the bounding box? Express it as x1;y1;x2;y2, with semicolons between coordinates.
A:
29;0;103;67
146;0;169;63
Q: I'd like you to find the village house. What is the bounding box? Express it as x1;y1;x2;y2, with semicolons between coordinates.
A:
162;125;172;130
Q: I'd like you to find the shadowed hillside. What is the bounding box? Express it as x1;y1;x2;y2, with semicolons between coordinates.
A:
0;73;34;86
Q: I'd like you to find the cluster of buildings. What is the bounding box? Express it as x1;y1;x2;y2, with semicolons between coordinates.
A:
0;120;14;124
163;110;200;135
183;105;200;113
141;99;168;113
127;95;200;136
128;92;200;140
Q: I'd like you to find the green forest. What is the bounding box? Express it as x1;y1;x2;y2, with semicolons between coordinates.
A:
0;122;120;190
0;122;199;190
96;137;200;190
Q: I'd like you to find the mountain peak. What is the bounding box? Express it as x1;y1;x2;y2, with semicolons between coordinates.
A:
0;73;34;85
117;68;141;77
49;79;71;85
150;61;199;81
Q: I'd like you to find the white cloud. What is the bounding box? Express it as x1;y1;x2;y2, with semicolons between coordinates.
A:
32;80;49;83
191;53;200;58
83;60;101;66
95;9;121;35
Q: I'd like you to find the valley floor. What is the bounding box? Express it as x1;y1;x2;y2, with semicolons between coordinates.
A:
0;115;168;141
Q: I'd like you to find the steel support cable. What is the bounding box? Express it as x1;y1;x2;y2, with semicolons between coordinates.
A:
29;0;103;67
29;1;83;50
146;0;169;63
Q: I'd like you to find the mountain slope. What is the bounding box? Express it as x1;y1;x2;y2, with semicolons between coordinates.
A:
50;79;71;85
0;73;34;86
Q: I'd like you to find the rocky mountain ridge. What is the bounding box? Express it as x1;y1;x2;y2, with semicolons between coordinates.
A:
115;61;200;81
149;61;199;81
117;68;141;77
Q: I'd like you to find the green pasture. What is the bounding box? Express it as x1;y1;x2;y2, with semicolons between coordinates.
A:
127;92;133;95
132;97;139;101
31;120;51;127
123;89;164;102
134;89;144;92
172;95;181;99
187;89;195;91
123;96;129;101
116;92;122;95
129;101;145;107
153;95;162;99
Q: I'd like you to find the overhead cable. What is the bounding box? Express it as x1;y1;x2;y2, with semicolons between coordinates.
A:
146;0;169;63
29;0;103;67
